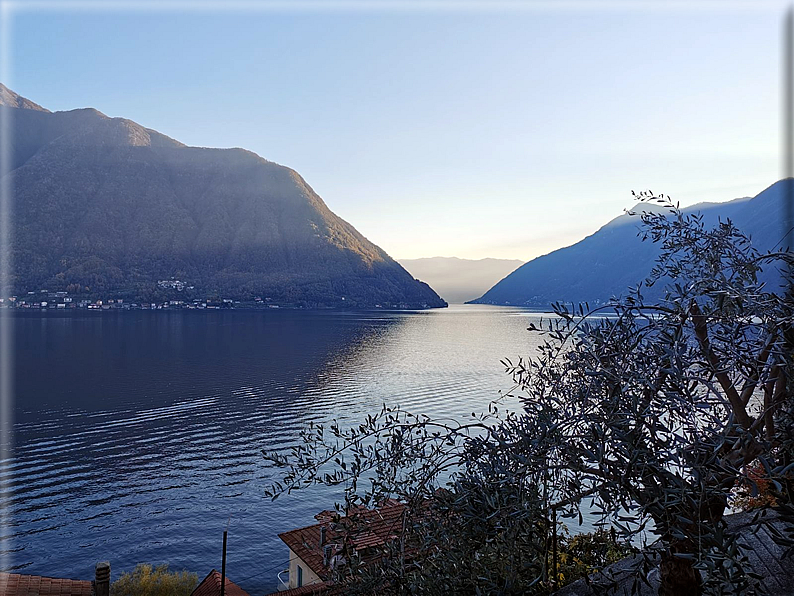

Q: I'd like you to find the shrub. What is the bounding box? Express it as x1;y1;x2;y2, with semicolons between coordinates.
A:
111;563;198;596
556;528;637;588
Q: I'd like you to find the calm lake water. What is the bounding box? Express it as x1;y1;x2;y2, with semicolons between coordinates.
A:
3;305;579;593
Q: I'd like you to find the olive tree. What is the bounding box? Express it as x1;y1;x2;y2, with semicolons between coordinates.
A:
265;194;794;595
507;193;794;595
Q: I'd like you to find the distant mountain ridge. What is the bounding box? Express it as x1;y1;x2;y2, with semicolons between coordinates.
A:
1;84;446;308
399;257;524;304
470;181;790;307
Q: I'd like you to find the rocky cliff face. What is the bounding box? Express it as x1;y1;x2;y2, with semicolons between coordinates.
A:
1;85;445;308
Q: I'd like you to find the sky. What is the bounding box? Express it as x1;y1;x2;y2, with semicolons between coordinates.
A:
1;1;788;260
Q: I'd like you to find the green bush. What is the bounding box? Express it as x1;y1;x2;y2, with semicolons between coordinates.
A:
557;528;637;588
111;563;198;596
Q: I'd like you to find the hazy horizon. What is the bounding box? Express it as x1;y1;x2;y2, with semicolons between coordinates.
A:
4;3;787;260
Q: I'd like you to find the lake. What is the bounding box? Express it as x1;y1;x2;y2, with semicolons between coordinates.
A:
3;304;577;593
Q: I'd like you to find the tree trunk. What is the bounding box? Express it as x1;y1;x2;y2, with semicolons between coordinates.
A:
658;548;701;596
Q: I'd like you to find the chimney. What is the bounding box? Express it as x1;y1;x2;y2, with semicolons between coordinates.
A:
95;562;110;596
323;544;332;567
319;526;327;547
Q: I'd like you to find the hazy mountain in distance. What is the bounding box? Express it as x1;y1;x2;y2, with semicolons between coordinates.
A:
471;180;791;307
1;84;445;308
399;257;524;303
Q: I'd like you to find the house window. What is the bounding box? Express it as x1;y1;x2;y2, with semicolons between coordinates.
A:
297;565;303;587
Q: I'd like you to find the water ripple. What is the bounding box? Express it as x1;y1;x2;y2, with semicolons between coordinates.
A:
7;306;549;593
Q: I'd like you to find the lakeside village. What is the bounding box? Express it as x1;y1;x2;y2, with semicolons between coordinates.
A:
2;280;423;311
4;280;250;311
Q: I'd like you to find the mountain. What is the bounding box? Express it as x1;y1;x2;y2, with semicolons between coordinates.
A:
470;180;791;307
0;84;48;111
1;85;445;309
398;257;524;304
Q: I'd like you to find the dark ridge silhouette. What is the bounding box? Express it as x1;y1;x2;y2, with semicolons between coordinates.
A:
1;86;445;309
471;180;790;307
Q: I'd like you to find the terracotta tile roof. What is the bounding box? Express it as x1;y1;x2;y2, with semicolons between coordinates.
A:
190;569;249;596
313;510;336;523
350;529;385;550
278;502;407;580
0;572;93;595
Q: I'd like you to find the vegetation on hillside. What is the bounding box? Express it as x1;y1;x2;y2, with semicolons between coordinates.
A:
4;96;445;308
267;193;794;595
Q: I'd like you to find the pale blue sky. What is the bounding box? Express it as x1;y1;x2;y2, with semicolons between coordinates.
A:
3;2;787;259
